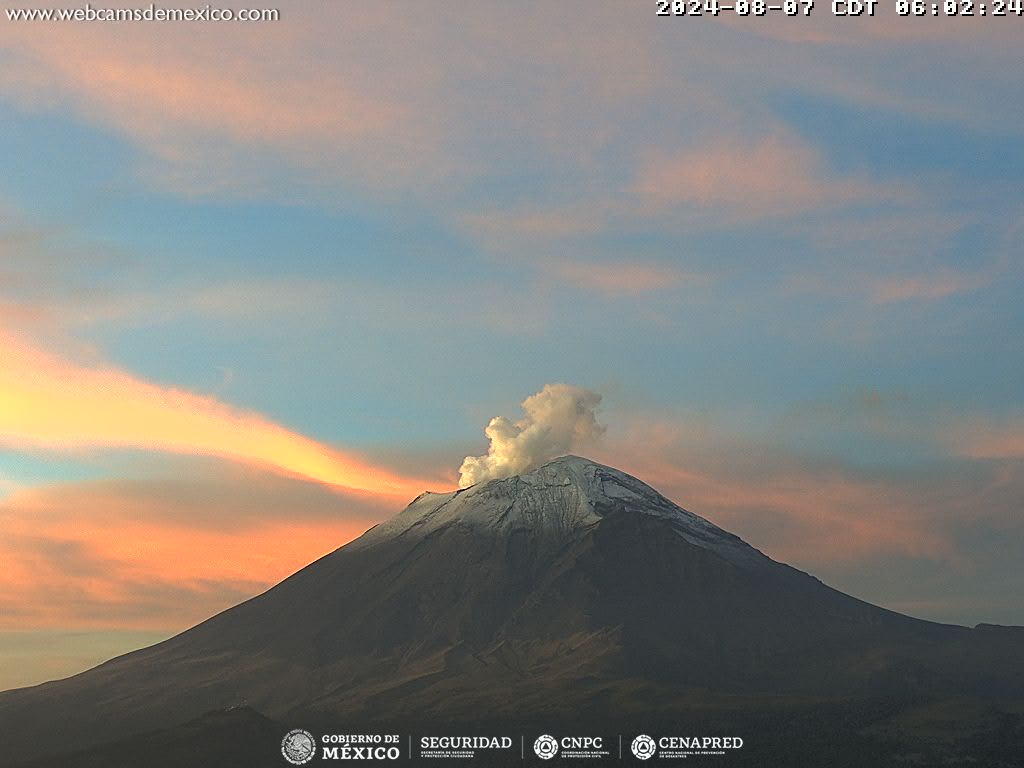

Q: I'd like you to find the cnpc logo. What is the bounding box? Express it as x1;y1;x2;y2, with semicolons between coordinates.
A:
533;734;558;760
534;734;605;760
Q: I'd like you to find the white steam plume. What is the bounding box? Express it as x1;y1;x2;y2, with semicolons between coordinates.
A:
458;383;605;488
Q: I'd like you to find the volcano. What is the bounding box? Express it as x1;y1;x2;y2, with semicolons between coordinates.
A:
2;456;1023;767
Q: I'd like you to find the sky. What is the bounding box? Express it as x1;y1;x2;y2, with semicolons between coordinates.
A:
1;2;1023;690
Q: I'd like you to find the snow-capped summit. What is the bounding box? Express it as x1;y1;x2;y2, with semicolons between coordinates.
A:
353;455;767;567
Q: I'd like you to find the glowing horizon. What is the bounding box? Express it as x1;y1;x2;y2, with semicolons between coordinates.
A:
0;332;440;499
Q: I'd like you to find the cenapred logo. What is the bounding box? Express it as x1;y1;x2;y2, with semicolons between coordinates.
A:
534;734;559;760
631;734;657;760
282;729;317;765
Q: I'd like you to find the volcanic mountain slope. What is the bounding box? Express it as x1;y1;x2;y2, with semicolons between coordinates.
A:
1;456;1023;766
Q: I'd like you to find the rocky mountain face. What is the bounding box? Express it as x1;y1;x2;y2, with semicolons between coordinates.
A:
2;456;1022;767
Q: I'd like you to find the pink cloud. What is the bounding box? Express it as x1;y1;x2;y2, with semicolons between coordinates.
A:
0;467;387;630
621;454;953;564
867;270;989;304
954;419;1024;460
0;10;450;197
591;418;962;568
1;4;1016;209
785;251;1005;306
633;135;898;220
545;260;706;297
0;4;668;200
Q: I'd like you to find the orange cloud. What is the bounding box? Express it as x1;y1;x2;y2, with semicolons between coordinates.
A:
0;332;437;498
954;419;1024;460
616;452;952;565
782;257;1002;311
591;420;958;568
633;135;897;220
866;270;989;304
0;469;383;630
2;3;1015;210
0;9;450;197
546;260;705;297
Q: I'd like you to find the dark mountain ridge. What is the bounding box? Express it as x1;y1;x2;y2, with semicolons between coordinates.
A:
1;456;1022;766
